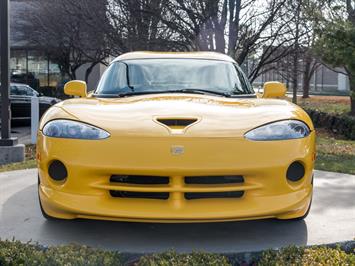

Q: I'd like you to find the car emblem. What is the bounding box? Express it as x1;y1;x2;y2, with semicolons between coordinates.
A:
171;145;184;155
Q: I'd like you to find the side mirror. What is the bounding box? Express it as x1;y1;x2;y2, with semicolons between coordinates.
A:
262;82;286;98
64;80;87;98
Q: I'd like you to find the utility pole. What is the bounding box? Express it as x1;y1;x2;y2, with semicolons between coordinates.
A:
0;0;24;165
292;0;301;104
0;0;13;144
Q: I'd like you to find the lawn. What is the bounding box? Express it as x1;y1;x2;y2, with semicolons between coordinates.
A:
294;96;354;174
296;95;351;115
0;145;36;173
316;129;355;174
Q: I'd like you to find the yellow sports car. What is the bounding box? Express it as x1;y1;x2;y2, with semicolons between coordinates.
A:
37;52;315;222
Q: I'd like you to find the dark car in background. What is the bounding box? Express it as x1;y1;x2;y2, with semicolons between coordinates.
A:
0;83;61;123
11;72;40;91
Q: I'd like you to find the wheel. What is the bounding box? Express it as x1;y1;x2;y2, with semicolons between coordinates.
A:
38;176;61;221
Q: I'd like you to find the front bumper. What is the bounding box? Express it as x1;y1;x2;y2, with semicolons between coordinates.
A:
37;132;315;222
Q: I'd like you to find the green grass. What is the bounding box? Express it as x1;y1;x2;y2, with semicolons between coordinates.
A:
293;95;355;174
0;159;37;173
0;145;36;173
316;154;354;174
299;100;350;115
296;96;351;115
315;131;355;175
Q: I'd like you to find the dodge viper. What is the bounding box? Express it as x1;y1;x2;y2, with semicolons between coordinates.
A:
37;52;315;222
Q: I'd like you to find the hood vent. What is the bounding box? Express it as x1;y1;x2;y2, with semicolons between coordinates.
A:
157;118;198;127
155;118;199;134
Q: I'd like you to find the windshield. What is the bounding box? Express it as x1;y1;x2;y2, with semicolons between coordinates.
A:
95;59;254;97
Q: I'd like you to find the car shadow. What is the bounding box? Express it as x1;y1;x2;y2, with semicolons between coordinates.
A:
1;184;308;253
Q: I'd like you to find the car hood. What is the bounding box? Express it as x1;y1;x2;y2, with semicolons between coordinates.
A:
53;94;312;137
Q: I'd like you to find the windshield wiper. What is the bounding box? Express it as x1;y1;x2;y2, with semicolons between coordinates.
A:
174;89;233;97
116;91;174;97
115;89;233;98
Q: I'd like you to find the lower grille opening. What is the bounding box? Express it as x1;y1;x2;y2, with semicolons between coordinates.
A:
110;191;169;200
110;175;169;185
185;175;244;184
185;191;244;200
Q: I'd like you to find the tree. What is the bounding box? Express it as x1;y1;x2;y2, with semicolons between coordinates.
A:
300;0;325;98
80;0;299;83
276;46;321;99
18;0;111;82
158;0;302;82
314;0;355;115
273;0;324;100
18;0;327;93
104;0;189;53
301;49;321;98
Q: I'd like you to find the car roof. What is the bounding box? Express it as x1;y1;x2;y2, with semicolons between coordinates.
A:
113;51;236;63
10;83;29;87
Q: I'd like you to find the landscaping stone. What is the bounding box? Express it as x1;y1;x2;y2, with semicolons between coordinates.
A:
0;144;25;166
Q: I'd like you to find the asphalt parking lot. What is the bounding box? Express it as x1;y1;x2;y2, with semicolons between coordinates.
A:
0;169;354;253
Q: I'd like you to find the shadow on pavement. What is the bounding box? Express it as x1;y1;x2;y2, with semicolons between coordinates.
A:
1;184;309;253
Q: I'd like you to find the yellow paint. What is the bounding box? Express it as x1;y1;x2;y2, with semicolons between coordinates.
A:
37;52;315;222
64;80;87;98
113;51;236;63
262;82;287;98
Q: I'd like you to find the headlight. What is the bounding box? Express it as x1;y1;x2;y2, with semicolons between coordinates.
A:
43;120;110;140
245;120;310;141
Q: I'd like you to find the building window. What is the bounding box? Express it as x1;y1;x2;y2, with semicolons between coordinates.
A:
28;50;48;90
49;58;61;88
10;49;62;96
10;49;31;85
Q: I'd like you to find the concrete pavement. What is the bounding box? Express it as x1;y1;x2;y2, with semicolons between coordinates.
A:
0;169;354;253
10;126;31;145
0;125;31;145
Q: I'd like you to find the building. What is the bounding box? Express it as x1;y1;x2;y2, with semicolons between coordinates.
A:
7;1;350;96
9;0;61;94
251;47;350;95
7;0;105;96
253;65;350;95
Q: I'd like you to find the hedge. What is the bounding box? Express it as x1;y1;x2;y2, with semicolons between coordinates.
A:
305;109;355;140
258;245;355;266
0;240;354;266
0;241;123;266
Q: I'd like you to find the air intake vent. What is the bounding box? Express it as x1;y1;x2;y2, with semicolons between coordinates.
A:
110;175;169;185
110;191;169;200
157;118;198;127
185;176;244;185
185;191;244;200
